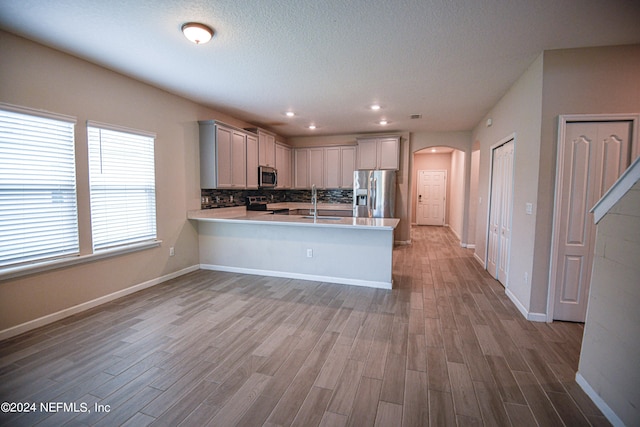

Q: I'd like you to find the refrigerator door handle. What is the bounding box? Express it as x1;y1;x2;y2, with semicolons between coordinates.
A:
371;177;377;214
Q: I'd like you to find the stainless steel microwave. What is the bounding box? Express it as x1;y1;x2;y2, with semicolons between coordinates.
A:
259;166;277;188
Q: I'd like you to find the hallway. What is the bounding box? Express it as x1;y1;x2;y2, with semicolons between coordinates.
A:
0;226;607;426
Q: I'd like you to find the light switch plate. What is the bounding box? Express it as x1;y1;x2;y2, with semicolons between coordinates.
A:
525;203;533;215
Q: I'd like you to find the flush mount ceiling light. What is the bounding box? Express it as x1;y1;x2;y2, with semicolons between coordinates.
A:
285;111;295;117
370;104;381;111
308;124;316;130
379;119;388;125
181;22;214;44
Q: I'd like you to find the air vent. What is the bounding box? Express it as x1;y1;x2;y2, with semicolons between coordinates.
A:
410;114;422;119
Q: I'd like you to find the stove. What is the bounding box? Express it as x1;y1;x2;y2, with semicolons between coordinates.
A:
246;196;269;211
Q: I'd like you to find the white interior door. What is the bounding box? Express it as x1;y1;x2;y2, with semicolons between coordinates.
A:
487;139;514;285
552;121;632;322
497;141;514;284
417;170;446;225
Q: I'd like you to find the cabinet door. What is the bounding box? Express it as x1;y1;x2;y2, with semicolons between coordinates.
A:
275;143;291;188
378;137;400;170
309;148;324;188
340;146;356;188
231;131;246;187
357;138;378;169
246;134;259;188
324;147;341;188
216;126;233;187
294;149;308;188
259;132;276;167
199;121;217;188
266;134;276;166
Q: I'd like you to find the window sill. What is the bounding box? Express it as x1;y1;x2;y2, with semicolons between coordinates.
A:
0;240;162;282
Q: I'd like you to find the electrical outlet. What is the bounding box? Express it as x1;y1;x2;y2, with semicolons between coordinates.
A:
306;248;313;258
169;247;175;257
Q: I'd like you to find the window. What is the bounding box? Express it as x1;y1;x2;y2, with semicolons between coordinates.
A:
87;122;157;251
0;105;79;268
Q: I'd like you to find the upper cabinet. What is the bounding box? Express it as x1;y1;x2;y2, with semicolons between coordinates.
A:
356;136;400;170
199;120;258;189
294;145;356;189
246;133;259;188
294;147;324;188
275;143;292;188
257;130;276;167
325;146;356;189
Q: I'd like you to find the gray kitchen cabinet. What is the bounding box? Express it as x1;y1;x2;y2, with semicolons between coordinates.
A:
246;133;259;188
275;142;292;188
258;130;276;167
356;136;400;170
199;120;251;189
294;148;324;188
325;146;356;189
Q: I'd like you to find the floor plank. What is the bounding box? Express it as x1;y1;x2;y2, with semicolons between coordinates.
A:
0;226;610;427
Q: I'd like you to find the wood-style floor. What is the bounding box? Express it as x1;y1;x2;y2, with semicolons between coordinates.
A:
0;226;609;426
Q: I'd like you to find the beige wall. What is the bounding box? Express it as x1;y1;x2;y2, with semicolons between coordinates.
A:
412;152;452;224
0;31;259;333
449;149;466;240
471;44;640;319
468;149;480;248
578;178;640;426
531;44;640;313
472;53;543;314
410;131;473;245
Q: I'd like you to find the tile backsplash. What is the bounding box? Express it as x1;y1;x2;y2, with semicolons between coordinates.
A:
200;188;353;209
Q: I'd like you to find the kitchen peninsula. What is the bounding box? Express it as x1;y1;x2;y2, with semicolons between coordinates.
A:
188;205;399;289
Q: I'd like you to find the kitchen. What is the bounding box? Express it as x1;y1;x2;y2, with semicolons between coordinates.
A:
188;120;401;288
1;2;639;425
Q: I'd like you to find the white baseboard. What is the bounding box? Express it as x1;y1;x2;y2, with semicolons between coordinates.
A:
473;252;485;267
505;288;546;322
200;264;392;290
0;265;199;341
576;373;625;427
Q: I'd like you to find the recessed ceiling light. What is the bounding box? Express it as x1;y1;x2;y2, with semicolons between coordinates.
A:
410;114;422;119
181;22;214;44
431;148;437;153
379;120;388;125
285;111;295;117
371;104;381;111
308;124;316;130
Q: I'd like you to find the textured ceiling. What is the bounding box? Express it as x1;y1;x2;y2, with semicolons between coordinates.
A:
1;0;639;137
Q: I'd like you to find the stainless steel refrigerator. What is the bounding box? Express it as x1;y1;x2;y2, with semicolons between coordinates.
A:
353;170;396;218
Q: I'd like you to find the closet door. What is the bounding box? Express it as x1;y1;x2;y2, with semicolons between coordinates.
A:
497;141;514;284
487;139;514;285
552;121;632;321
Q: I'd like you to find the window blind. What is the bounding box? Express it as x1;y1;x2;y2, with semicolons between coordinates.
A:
0;107;79;268
87;123;157;250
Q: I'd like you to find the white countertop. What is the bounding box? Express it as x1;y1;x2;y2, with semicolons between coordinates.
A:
188;207;399;230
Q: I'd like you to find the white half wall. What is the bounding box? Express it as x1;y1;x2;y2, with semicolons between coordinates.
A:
197;221;396;289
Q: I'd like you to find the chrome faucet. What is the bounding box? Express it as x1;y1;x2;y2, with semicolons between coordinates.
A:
311;184;318;221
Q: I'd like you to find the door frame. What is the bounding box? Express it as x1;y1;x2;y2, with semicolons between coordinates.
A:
416;169;447;226
484;133;516;287
546;113;640;322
